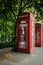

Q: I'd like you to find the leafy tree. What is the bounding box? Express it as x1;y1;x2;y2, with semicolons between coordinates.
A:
0;0;43;20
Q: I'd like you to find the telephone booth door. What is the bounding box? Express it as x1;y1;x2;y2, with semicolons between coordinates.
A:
16;20;28;53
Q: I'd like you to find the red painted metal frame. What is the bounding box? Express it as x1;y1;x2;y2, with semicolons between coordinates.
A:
16;12;35;53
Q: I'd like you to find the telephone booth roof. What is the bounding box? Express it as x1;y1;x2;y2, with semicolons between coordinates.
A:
18;12;34;18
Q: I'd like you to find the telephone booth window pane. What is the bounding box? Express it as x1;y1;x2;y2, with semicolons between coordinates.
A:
19;21;27;48
36;30;40;44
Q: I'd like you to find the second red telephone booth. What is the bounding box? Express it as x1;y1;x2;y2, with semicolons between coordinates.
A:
16;12;35;53
35;23;43;47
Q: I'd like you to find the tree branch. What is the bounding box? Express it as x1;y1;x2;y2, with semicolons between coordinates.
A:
22;3;33;12
7;0;17;20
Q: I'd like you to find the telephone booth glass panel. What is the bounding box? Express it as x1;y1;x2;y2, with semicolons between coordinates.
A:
19;21;27;49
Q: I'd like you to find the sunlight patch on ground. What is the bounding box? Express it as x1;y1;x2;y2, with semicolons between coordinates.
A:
5;53;14;60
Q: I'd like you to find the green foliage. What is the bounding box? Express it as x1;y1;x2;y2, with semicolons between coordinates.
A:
0;18;15;47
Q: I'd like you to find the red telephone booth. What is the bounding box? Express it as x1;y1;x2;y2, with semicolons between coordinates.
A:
35;23;43;47
42;26;43;45
16;12;35;53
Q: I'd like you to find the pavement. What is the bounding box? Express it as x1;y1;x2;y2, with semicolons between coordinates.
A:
0;46;43;65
